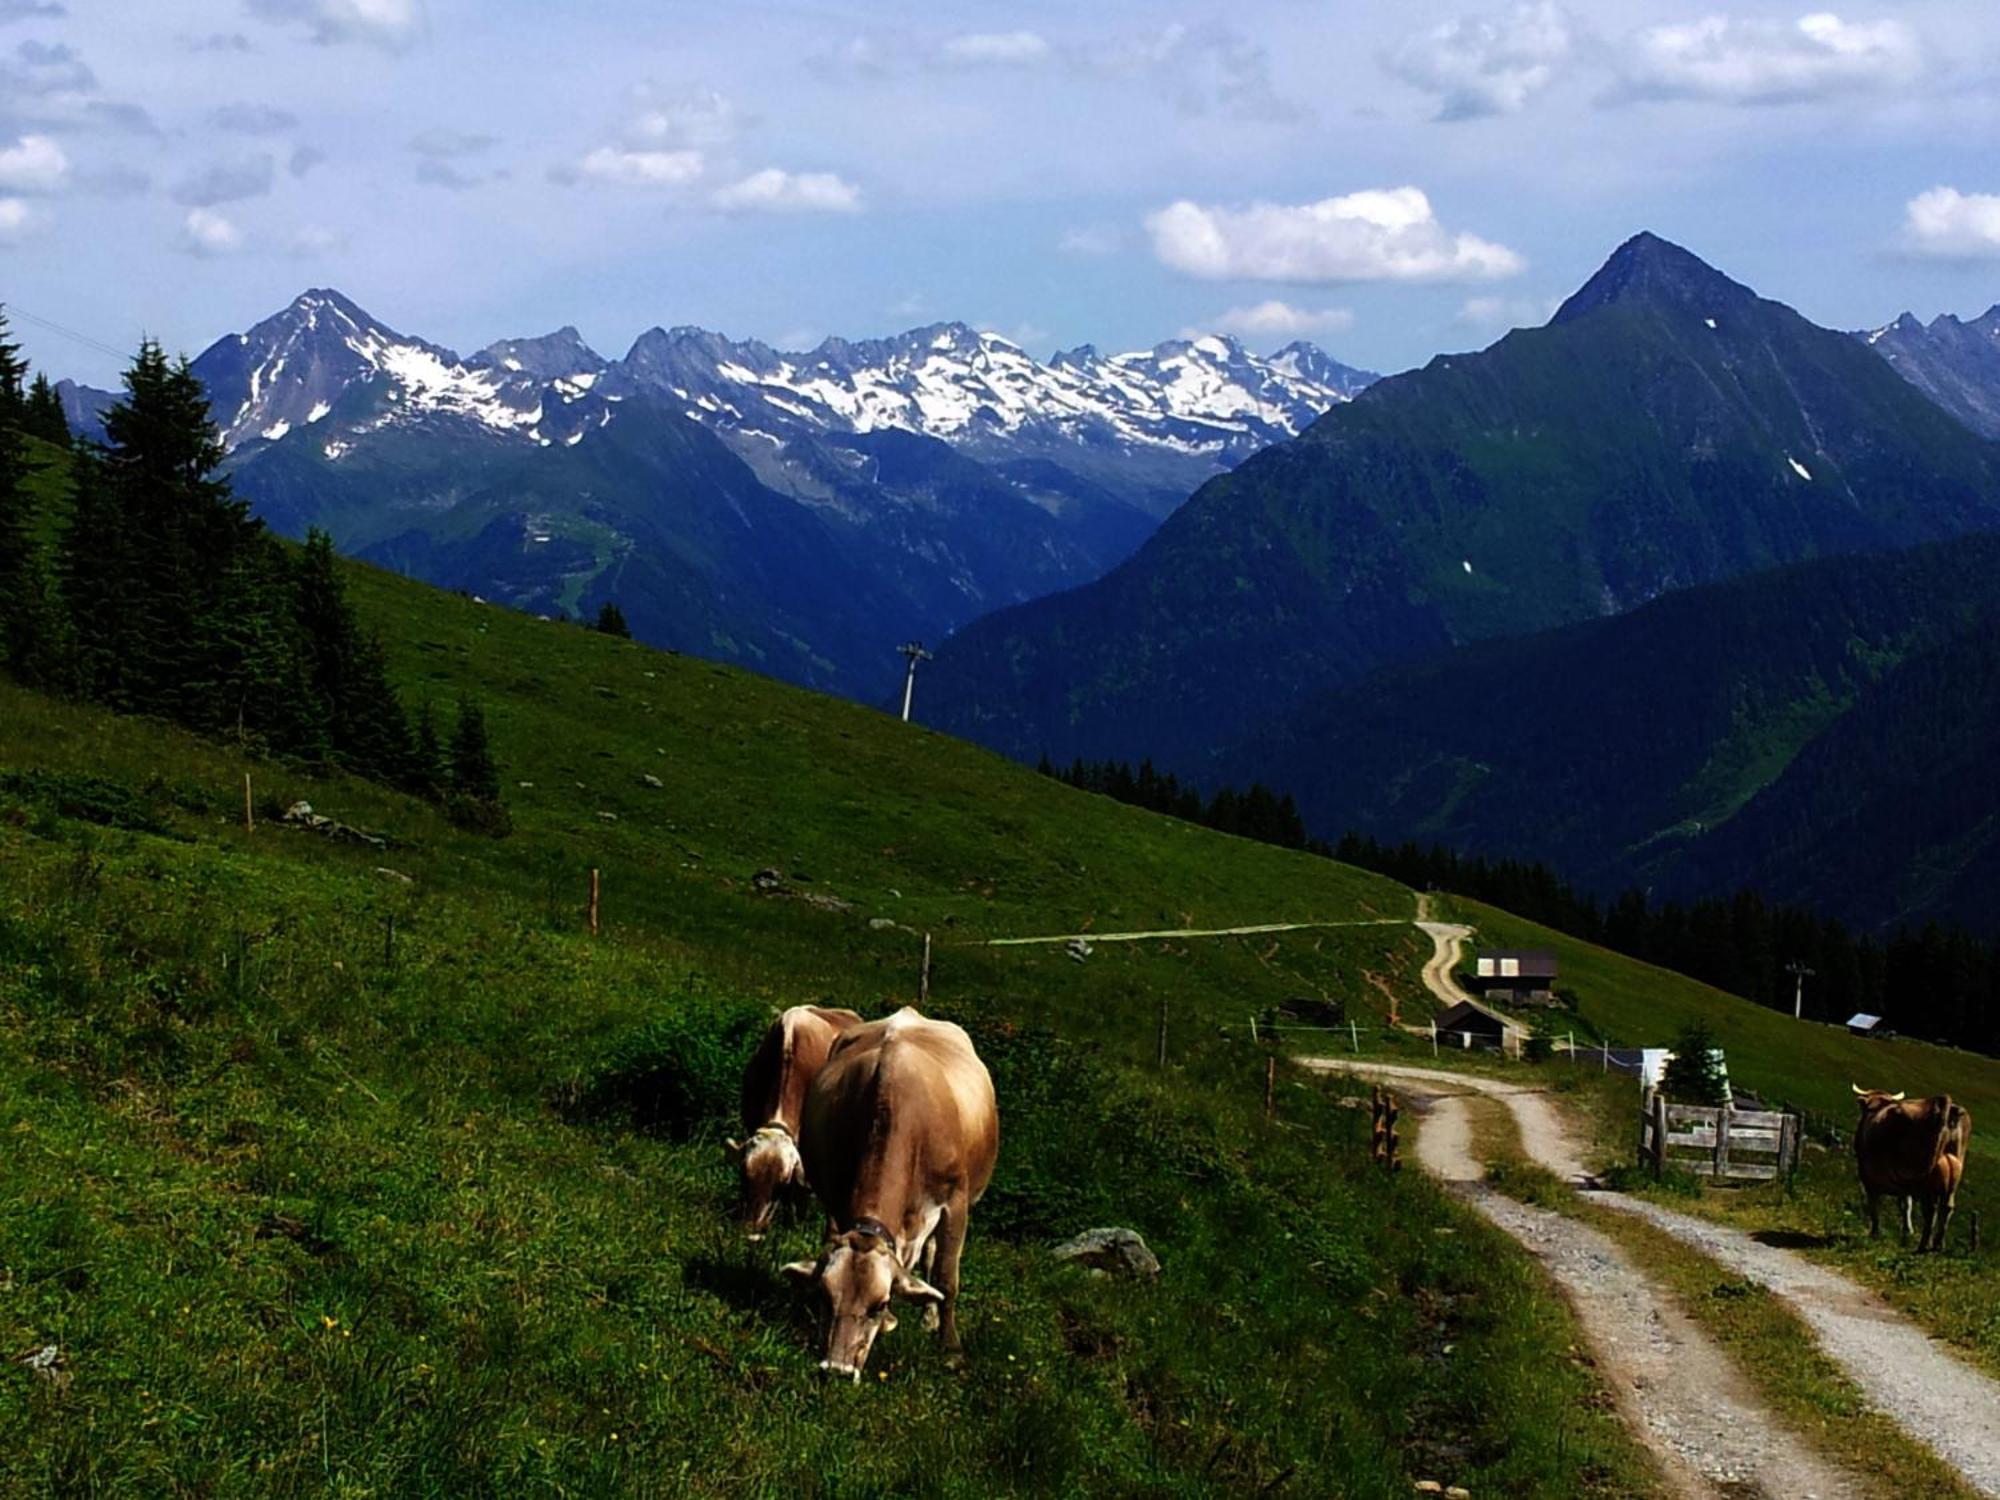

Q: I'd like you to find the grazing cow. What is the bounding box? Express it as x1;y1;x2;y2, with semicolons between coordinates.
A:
1852;1085;1973;1251
782;1008;999;1380
728;1006;864;1238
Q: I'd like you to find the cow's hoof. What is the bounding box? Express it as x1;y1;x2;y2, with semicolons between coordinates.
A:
943;1349;967;1372
922;1304;941;1333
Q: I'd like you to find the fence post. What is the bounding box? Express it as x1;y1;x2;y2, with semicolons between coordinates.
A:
1602;1038;1609;1073
1264;1055;1276;1119
243;772;254;834
1249;1013;1259;1045
1714;1105;1732;1181
1349;1019;1359;1054
588;867;600;936
1430;1020;1438;1057
1567;1031;1574;1065
383;914;395;966
1156;994;1167;1069
920;933;932;1004
1651;1089;1668;1179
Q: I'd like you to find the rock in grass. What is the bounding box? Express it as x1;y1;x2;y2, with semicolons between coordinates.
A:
1051;1227;1160;1278
641;774;663;788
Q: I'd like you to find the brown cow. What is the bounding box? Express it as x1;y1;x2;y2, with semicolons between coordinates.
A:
782;1008;999;1380
728;1005;864;1239
1853;1085;1973;1251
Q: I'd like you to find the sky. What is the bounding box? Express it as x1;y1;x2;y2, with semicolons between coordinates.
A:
11;0;2000;387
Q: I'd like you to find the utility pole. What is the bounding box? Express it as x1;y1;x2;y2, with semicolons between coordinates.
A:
897;641;933;723
1788;960;1816;1021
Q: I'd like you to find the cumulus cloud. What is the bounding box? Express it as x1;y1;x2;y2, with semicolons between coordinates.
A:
0;132;65;193
1458;294;1559;328
1146;186;1524;285
939;31;1051;67
566;146;703;187
1899;187;2000;261
211;102;299;135
1386;2;1574;120
289;143;325;176
0;0;63;21
1609;12;1921;106
1186;301;1355;340
625;88;744;149
172;153;275;206
179;207;242;256
247;0;423;51
712;168;861;214
5;37;89;95
408;129;499;189
0;41;155;135
0;196;40;244
1094;22;1304;124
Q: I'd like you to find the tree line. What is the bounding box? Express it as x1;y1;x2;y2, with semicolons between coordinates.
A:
0;313;506;830
1046;751;2000;1058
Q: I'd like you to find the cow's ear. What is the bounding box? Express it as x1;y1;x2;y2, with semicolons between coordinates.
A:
894;1269;945;1305
780;1259;819;1284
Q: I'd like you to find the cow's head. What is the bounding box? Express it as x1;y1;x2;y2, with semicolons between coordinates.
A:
1853;1083;1908;1113
725;1124;805;1239
782;1221;943;1381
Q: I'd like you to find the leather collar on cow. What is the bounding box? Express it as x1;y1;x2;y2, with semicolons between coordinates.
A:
752;1120;794;1141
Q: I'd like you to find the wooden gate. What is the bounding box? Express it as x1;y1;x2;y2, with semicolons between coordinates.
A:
1640;1091;1800;1182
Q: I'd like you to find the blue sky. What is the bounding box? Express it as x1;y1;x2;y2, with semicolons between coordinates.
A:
12;0;2000;386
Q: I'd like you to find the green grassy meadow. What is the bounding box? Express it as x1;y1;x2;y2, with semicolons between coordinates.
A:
0;553;1672;1496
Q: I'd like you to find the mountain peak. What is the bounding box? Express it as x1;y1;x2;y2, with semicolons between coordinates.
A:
1552;232;1759;326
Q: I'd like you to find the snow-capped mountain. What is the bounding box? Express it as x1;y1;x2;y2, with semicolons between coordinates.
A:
1859;306;2000;440
190;289;1374;523
53;288;1374;703
622;321;1374;518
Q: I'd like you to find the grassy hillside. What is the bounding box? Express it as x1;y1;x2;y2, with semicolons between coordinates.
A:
0;557;1667;1496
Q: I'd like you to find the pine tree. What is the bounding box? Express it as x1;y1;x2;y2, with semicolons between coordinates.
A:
0;321;30;676
449;693;501;802
594;601;631;638
23;373;67;448
410;699;446;799
0;307;25;428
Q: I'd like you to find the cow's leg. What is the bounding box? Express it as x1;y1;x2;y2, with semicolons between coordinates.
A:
1866;1190;1882;1237
919;1230;942;1332
1901;1195;1915;1242
930;1193;971;1364
1933;1186;1958;1252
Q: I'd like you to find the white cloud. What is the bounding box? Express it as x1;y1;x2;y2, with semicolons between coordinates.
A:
625;87;743;150
1146;186;1524;285
712;168;861;214
247;0;423;51
0;132;65;193
1610;12;1921;106
1386;2;1574;121
939;31;1051;67
0;196;40;244
1899;187;2000;261
572;146;703;187
1093;22;1303;123
1458;294;1559;328
179;207;242;257
1186;301;1356;340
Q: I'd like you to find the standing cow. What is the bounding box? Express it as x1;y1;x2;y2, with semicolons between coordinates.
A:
1852;1085;1973;1252
728;1005;864;1239
783;1008;999;1380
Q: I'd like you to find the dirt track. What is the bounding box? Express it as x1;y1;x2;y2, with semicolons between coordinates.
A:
1306;1059;2000;1499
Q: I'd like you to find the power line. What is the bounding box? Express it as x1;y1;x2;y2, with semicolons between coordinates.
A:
4;303;133;363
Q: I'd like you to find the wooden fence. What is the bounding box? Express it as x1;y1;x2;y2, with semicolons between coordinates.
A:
1639;1091;1801;1182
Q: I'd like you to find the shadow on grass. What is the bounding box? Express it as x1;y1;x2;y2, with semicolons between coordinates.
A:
1752;1229;1837;1250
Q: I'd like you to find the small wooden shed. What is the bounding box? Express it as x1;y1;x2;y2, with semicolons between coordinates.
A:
1433;998;1531;1056
1470;949;1560;1005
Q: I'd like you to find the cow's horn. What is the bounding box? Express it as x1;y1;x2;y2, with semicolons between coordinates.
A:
1852;1084;1868;1097
1890;1091;1906;1102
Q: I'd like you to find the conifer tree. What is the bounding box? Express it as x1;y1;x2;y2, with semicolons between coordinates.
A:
0;336;29;674
23;373;67;448
448;693;501;802
594;601;631;638
0;307;25;427
409;699;446;799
